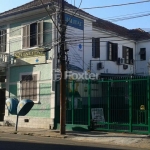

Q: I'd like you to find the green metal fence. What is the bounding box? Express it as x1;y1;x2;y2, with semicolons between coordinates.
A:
55;76;150;134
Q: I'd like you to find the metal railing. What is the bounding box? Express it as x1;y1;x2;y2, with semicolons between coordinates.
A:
55;76;150;134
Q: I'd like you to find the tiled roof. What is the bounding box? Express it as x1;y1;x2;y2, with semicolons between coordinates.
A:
93;18;150;41
0;0;95;20
0;0;150;41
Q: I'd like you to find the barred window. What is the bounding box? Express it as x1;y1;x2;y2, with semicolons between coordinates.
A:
21;74;37;101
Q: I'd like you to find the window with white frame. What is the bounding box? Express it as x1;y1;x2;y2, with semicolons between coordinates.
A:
107;42;118;61
22;21;43;49
0;29;7;52
20;74;37;102
122;46;133;64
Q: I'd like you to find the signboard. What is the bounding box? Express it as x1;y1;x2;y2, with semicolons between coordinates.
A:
65;13;84;30
58;13;84;71
66;26;84;72
91;108;105;122
14;48;46;65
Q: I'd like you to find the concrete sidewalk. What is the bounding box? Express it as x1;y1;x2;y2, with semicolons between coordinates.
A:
0;126;150;149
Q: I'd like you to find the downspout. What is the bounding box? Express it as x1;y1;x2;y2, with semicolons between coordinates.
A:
134;41;137;75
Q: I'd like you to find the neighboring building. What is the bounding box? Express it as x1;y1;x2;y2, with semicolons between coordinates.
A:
0;0;150;129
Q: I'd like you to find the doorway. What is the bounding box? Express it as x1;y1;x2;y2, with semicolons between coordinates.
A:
0;89;5;121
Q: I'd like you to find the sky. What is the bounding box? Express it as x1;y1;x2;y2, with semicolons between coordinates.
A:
1;0;150;30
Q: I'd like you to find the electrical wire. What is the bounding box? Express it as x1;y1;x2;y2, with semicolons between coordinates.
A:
107;12;150;22
39;0;61;34
65;0;150;10
0;14;57;37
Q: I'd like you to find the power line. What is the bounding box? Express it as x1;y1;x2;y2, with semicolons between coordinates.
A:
66;0;150;10
39;0;61;34
104;10;150;20
107;12;150;22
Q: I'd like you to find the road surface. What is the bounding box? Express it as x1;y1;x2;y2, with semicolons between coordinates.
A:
0;133;147;150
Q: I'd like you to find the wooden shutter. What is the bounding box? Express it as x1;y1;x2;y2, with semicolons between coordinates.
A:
107;42;110;60
129;48;133;64
0;30;6;52
37;21;43;46
122;46;126;58
112;43;118;61
95;38;100;58
2;30;6;52
23;25;30;48
92;38;96;58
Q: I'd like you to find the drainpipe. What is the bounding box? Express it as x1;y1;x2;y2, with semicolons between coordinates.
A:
134;41;137;75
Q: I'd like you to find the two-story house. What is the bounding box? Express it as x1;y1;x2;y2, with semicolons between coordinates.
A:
0;0;150;129
0;0;96;128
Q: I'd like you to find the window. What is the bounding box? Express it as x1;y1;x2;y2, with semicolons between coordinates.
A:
123;46;133;64
139;48;146;61
23;21;43;48
21;74;37;101
0;30;6;52
107;42;118;61
92;38;100;58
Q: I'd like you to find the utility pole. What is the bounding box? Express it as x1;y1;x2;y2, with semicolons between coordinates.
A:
60;0;66;135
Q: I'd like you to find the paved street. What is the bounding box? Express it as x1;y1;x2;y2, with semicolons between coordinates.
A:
0;133;147;150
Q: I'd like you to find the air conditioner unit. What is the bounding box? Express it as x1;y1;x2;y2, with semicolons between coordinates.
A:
97;62;104;70
117;58;124;65
123;64;128;70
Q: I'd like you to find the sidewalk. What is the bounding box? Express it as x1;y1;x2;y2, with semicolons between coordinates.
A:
0;126;150;149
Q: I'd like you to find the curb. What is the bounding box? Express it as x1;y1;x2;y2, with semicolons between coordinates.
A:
0;130;68;139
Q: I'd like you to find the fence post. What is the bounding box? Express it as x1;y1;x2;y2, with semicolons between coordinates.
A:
88;79;91;128
72;80;75;125
147;77;150;135
108;81;110;130
129;78;132;133
54;81;58;128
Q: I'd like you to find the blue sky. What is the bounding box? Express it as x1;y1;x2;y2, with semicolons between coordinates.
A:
1;0;150;30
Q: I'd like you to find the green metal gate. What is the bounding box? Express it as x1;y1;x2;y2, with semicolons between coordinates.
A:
55;76;150;134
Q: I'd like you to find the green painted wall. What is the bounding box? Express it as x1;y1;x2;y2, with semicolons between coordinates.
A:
27;83;51;118
9;64;51;118
9;85;17;97
8;16;53;118
0;25;7;29
10;63;51;82
9;16;52;53
10;38;21;52
10;22;21;37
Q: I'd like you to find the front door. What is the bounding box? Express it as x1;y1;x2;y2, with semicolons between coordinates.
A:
0;89;5;121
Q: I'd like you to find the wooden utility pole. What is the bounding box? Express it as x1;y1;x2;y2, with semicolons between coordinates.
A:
60;0;66;135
